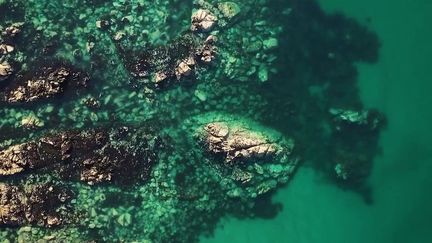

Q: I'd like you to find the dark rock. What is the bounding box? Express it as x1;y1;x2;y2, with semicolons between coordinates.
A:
0;126;162;185
124;33;217;88
84;96;100;109
1;63;89;103
127;34;197;81
329;108;386;131
1;22;23;39
0;183;71;227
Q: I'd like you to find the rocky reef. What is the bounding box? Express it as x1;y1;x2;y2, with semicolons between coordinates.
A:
0;0;385;241
0;183;72;227
0;126;161;185
1;64;89;104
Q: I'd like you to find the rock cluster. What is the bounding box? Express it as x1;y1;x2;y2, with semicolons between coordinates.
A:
128;32;217;86
1;23;23;38
0;142;42;176
0;127;161;185
2;64;89;103
0;184;71;227
126;7;221;87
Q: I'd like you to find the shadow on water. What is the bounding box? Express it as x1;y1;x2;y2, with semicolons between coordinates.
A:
254;0;382;203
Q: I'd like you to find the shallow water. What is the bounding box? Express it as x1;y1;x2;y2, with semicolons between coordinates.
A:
203;0;432;242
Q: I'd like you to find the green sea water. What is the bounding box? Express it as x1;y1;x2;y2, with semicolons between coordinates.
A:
202;0;432;242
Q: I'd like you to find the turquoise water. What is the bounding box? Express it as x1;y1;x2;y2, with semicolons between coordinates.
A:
203;1;432;242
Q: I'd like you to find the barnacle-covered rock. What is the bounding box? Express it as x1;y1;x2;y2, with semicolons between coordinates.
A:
2;64;89;103
0;126;162;185
0;183;72;227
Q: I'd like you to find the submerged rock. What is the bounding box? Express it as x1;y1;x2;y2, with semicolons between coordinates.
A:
329;108;385;131
128;34;197;81
196;35;217;63
0;126;162;185
0;183;71;227
2;64;89;103
1;22;23;38
128;33;217;86
217;2;241;20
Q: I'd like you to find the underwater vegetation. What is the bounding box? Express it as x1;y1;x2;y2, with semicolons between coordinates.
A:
0;0;384;242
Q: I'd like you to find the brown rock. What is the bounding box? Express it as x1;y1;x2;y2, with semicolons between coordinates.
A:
3;64;89;103
0;127;161;185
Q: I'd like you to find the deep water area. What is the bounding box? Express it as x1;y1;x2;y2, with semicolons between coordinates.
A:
0;0;430;242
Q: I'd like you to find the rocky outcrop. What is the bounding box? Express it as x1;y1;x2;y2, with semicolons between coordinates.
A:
2;64;89;103
0;184;71;227
0;126;162;185
201;122;284;164
192;114;298;198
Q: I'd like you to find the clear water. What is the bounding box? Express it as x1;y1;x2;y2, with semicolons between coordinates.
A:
203;1;432;242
